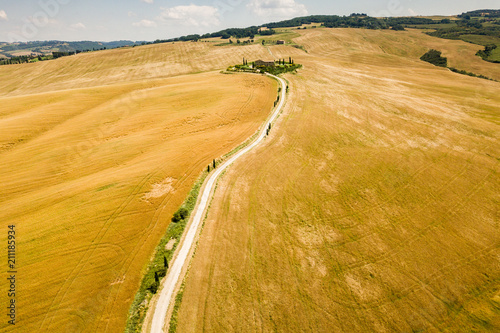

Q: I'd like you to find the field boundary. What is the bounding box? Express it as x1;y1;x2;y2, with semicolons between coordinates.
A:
123;73;286;333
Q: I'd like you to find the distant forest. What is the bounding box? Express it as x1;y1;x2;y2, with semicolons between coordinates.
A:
457;9;500;18
152;15;443;44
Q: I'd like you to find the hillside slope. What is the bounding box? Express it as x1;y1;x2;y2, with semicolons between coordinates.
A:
0;42;276;332
0;41;272;97
175;28;500;332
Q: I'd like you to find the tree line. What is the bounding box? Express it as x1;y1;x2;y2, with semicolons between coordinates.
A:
151;15;446;45
458;9;500;18
264;15;437;29
153;26;273;44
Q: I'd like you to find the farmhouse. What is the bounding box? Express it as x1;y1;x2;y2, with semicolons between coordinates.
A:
255;59;275;67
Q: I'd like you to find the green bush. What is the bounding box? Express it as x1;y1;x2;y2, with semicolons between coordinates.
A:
391;24;405;31
171;207;189;222
420;49;448;67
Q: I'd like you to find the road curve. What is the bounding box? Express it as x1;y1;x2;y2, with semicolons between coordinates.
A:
149;73;287;333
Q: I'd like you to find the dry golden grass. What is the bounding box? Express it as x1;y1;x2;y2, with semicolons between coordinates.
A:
289;28;500;81
175;28;500;332
0;41;272;96
0;42;277;332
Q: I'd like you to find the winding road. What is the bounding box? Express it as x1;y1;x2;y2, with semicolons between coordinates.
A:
149;73;287;333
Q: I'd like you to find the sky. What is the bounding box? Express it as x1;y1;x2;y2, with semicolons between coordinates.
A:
0;0;498;42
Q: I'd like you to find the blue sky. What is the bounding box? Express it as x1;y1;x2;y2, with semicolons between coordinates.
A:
0;0;498;42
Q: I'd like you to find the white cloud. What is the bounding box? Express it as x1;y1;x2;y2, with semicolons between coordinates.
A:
247;0;307;19
141;0;154;4
132;19;157;27
128;11;137;17
0;10;8;21
408;8;418;16
159;5;220;27
70;22;86;29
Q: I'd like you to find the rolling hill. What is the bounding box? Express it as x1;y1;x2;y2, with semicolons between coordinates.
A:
172;27;500;332
0;41;277;332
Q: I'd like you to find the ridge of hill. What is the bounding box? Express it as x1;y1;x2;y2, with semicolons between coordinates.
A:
0;40;136;58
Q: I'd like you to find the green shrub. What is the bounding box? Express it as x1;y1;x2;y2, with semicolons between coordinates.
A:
449;67;496;81
171;207;189;222
391;24;405;31
420;49;448;67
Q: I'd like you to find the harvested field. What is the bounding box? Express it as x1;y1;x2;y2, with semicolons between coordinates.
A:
0;42;271;97
174;28;500;332
0;42;276;332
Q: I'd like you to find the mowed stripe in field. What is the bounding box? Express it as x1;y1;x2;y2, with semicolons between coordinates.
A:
174;28;500;332
0;71;277;332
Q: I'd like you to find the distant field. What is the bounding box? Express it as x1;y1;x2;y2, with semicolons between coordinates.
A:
418;16;461;21
488;47;500;61
175;27;500;332
0;43;276;332
0;41;272;96
274;23;322;32
459;34;500;47
258;30;302;45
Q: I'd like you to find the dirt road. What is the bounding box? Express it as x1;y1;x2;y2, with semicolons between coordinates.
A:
149;73;287;333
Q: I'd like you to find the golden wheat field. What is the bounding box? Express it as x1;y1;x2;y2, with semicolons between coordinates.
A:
0;41;273;97
0;42;277;332
174;28;500;332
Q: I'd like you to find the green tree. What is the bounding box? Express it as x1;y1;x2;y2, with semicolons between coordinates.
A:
171;207;189;222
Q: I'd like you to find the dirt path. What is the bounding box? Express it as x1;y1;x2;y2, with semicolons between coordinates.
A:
149;73;287;333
